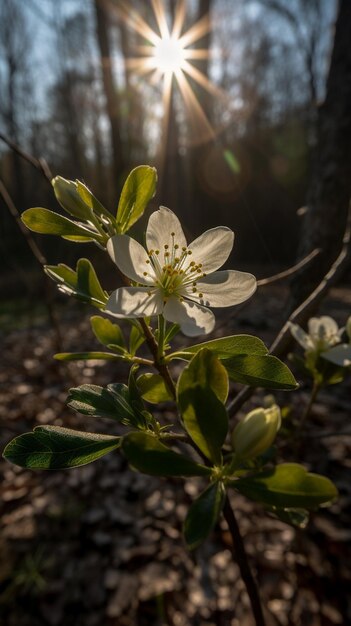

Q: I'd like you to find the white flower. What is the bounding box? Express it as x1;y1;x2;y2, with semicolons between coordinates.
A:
290;316;351;367
105;207;256;336
290;316;341;352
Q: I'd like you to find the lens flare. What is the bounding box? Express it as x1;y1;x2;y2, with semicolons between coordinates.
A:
152;36;186;75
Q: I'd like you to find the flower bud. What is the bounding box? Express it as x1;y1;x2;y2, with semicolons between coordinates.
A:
52;176;91;220
231;405;281;460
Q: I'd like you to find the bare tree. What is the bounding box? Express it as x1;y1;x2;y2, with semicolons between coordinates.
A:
0;0;32;203
94;0;125;184
291;0;351;304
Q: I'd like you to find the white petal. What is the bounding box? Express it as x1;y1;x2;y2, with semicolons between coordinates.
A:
107;235;156;285
183;270;256;308
322;344;351;367
188;227;234;273
163;297;215;336
289;323;313;350
308;316;339;340
146;207;187;252
106;287;163;318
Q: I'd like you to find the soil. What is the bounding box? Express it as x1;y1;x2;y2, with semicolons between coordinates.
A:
1;284;350;626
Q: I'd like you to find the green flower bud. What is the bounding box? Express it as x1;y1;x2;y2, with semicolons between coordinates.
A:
52;176;91;220
231;405;281;460
346;316;351;342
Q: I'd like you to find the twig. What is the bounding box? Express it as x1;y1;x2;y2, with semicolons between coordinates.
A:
139;318;177;399
257;248;320;286
0;132;53;184
0;179;47;266
228;217;351;417
223;497;266;626
0;178;62;350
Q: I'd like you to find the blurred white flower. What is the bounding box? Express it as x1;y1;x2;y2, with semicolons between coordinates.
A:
290;316;351;367
105;207;256;336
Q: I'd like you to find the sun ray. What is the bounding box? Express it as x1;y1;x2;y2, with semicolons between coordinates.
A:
171;0;186;39
181;59;228;101
178;14;211;48
175;70;215;142
116;1;160;45
151;0;170;38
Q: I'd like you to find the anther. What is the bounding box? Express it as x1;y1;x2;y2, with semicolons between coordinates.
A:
171;232;175;237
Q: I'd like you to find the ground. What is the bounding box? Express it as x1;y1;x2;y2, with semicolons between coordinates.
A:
0;284;350;626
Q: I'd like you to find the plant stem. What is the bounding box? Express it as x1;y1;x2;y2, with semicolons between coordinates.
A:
223;497;266;626
139;318;176;399
157;315;166;360
296;380;320;438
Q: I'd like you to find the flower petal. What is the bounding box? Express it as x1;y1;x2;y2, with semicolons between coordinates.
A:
106;287;163;318
188;227;234;273
107;235;156;285
183;270;256;308
321;344;351;367
146;207;187;253
308;316;339;340
163;297;215;336
289;323;313;350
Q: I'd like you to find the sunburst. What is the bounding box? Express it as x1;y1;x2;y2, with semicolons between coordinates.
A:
116;0;229;147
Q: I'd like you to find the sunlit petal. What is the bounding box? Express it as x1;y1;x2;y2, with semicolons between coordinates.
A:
183;270;257;307
289;323;313;350
107;235;156;284
188;227;234;273
106;287;163;318
163;297;215;336
146;206;187;252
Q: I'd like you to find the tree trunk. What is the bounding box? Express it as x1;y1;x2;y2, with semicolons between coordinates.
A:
94;0;125;184
291;0;351;306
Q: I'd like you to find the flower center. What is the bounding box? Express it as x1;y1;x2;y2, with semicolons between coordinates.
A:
144;232;206;300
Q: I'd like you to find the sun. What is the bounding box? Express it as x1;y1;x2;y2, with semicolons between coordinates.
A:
151;36;186;75
114;0;232;154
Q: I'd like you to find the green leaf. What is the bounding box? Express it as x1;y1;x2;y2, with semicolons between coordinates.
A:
182;335;268;360
3;425;120;470
177;349;229;403
54;352;120;361
122;432;211;477
178;385;228;465
45;258;108;308
107;383;147;428
90;315;125;349
76;180;112;220
22;208;98;238
224;354;298;390
233;463;338;508
129;322;146;356
177;350;229;464
67;383;145;428
184;482;225;549
137;373;173;403
267;507;309;528
116;165;157;232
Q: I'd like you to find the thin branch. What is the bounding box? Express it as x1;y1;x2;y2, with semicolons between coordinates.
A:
0;132;53;184
228;217;351;417
257;248;320;287
0;178;47;266
0;178;62;350
223;497;266;626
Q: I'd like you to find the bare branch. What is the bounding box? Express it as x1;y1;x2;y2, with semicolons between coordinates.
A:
257;248;321;287
0;132;53;184
228;216;351;417
0;178;47;266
